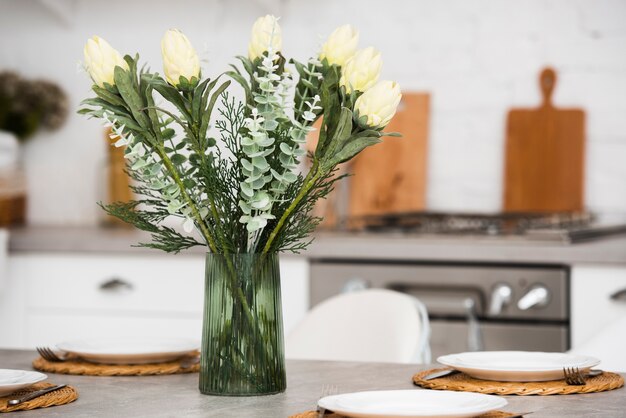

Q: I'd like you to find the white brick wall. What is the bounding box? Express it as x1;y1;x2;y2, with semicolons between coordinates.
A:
0;0;624;223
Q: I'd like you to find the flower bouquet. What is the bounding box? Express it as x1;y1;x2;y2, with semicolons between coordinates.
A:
80;15;401;396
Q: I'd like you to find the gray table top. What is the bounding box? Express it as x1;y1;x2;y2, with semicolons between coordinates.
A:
0;350;625;417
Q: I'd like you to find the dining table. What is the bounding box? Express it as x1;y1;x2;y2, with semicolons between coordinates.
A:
0;349;624;417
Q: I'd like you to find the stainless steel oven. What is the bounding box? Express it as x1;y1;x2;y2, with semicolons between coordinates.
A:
310;260;569;359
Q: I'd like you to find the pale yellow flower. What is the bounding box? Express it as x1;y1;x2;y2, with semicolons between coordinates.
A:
83;36;128;87
248;15;282;60
354;80;402;128
339;47;382;93
161;29;201;86
319;24;359;67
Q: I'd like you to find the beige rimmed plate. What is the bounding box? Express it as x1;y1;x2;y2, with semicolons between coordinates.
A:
0;369;47;396
438;351;600;382
318;389;507;418
56;337;200;365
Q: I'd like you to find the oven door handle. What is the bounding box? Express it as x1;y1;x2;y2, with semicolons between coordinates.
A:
610;288;626;302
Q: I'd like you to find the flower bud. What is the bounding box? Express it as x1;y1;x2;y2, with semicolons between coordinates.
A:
83;36;128;87
161;29;201;87
339;47;382;93
354;80;402;128
319;24;359;67
248;15;282;61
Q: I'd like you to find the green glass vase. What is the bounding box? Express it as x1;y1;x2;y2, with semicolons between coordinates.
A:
199;253;286;396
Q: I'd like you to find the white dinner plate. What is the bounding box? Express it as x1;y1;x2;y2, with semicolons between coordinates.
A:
0;369;47;396
438;351;601;382
318;389;507;418
57;337;200;364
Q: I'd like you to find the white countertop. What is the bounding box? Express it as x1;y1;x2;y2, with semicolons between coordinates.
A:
7;226;626;265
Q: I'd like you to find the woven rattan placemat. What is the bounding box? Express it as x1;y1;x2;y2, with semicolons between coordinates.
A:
0;382;78;413
32;356;199;376
413;368;624;396
290;410;518;418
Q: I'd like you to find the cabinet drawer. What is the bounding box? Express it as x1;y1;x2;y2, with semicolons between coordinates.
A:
14;253;205;314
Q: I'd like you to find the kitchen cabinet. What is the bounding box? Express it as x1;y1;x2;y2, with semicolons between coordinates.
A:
0;252;309;349
571;265;626;348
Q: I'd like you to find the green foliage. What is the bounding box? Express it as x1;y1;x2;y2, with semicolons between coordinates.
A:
79;51;398;255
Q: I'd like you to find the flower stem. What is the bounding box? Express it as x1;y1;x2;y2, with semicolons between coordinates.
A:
155;145;218;253
262;162;321;254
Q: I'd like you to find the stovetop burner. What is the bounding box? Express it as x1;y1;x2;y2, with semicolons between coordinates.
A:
344;211;626;243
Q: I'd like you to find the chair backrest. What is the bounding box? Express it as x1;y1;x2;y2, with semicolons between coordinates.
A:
285;288;430;364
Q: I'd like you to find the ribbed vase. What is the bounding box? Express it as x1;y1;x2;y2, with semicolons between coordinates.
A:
199;253;286;396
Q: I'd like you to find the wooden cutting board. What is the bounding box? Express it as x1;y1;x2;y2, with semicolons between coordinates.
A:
504;68;586;212
348;92;430;217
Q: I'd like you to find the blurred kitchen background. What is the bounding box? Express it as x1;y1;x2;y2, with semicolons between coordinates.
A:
0;0;625;366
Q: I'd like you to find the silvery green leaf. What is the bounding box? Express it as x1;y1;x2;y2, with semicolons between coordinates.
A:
251;192;271;210
251;156;269;170
244;170;263;182
164;183;179;195
182;218;195;233
149;180;167;190
246;217;267;232
241;159;254;171
199;207;209;219
240;182;254;198
241;136;255;146
270;168;282;180
132;158;150;170
149;163;162;175
114;137;129;147
290;129;306;141
238;200;251;215
279;142;293;155
279;153;293;166
283;171;297;183
256;136;275;147
251;176;267;189
264;119;279;131
167;200;186;214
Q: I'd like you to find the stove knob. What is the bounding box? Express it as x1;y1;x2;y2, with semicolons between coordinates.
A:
489;284;513;316
518;285;550;310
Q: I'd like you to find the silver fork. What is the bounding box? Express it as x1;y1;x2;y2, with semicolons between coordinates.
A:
563;367;586;385
36;346;69;362
317;384;338;417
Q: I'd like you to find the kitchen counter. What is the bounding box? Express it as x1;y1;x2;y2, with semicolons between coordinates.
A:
0;349;625;417
8;226;626;265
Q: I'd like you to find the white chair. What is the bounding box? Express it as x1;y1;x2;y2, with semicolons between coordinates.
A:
568;315;626;372
285;289;431;364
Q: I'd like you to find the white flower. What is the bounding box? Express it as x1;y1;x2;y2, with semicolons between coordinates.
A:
248;15;282;61
83;36;128;87
354;80;402;128
339;47;382;93
161;29;200;87
319;24;359;67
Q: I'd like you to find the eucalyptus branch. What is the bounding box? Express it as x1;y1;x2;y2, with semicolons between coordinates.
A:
262;161;321;254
